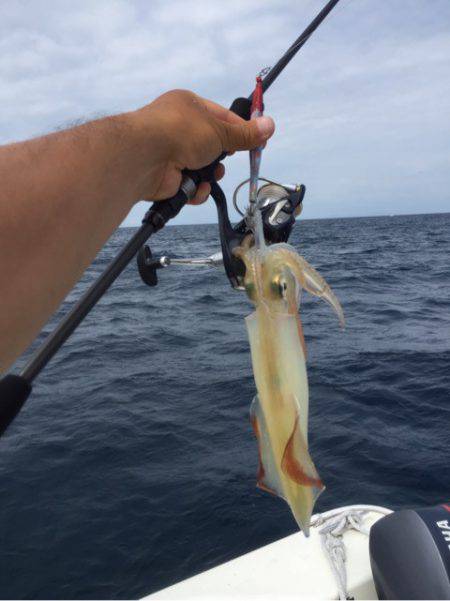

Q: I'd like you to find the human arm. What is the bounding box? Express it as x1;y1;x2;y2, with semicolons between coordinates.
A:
0;89;274;372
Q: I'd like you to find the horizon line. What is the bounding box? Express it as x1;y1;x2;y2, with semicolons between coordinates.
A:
120;209;450;228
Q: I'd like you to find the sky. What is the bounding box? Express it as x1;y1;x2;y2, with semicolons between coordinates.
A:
1;0;449;226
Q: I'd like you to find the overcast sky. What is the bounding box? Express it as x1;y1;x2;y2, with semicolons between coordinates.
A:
1;0;449;226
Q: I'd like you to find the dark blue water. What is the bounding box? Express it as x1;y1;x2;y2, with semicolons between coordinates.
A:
2;213;450;599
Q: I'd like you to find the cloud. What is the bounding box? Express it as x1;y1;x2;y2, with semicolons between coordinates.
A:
1;0;449;225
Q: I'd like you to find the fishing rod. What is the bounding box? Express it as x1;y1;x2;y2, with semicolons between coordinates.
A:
0;0;342;436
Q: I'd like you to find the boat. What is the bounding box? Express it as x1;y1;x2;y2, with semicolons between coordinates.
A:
146;504;387;599
145;503;450;600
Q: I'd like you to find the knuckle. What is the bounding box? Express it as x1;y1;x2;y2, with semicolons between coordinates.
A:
242;125;253;147
168;88;194;100
232;124;252;150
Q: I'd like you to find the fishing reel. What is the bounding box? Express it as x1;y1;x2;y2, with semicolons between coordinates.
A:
232;177;305;243
137;178;305;290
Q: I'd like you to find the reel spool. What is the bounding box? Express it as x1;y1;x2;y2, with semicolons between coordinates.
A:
233;178;306;245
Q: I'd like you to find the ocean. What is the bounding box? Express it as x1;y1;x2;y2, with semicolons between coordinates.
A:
1;213;450;599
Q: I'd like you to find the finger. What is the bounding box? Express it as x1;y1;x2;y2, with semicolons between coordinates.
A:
214;163;225;181
187;164;224;205
188;181;211;205
218;116;275;152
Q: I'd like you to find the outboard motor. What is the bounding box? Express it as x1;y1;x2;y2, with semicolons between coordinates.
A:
370;504;450;599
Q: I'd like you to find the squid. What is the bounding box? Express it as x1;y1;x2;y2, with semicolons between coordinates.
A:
235;239;344;535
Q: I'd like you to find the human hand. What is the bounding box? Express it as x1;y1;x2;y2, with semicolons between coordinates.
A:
133;89;275;205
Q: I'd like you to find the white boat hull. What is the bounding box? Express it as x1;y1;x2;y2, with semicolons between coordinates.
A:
146;504;390;600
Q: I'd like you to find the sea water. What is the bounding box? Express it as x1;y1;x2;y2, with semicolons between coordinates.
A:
1;213;450;598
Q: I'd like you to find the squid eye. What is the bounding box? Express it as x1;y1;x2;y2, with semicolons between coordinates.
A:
279;279;288;297
271;276;288;299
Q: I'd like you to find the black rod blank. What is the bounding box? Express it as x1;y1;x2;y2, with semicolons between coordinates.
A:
17;0;343;386
20;222;155;383
248;0;341;99
18;0;343;386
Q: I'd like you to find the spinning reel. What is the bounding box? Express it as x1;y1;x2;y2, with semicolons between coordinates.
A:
137;179;305;290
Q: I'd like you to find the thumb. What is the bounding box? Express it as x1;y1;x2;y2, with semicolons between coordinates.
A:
219;116;275;152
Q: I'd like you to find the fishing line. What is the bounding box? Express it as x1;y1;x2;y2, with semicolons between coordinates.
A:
233;177;280;216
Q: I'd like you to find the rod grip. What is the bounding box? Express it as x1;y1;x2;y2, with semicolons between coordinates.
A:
143;184;194;230
0;374;32;436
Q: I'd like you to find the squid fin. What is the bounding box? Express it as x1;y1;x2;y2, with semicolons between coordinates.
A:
281;415;324;499
280;409;325;536
250;396;285;500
